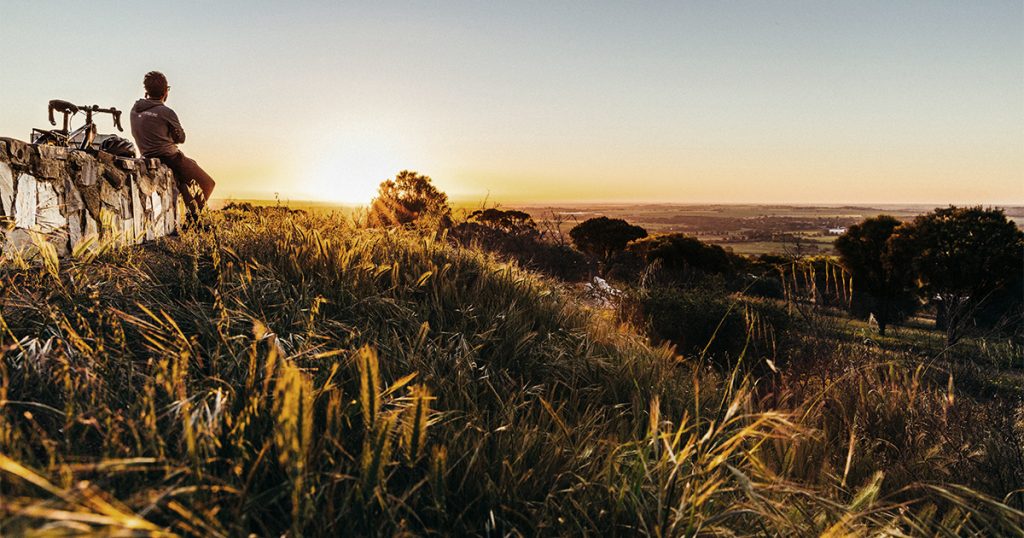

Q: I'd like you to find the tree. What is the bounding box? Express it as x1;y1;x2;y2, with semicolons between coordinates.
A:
453;208;540;251
888;206;1024;345
630;233;738;280
465;208;538;237
569;217;647;269
834;215;918;336
451;208;592;282
367;170;451;227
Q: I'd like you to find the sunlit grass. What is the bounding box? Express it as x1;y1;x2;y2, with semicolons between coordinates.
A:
0;207;1020;535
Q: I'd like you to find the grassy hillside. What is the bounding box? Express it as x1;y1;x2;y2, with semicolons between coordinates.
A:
0;208;1021;536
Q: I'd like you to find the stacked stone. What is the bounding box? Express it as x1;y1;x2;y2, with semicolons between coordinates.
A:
0;137;180;256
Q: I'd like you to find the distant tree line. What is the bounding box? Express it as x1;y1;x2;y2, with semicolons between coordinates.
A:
366;171;1023;348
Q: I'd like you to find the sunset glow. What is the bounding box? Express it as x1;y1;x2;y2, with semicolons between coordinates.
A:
3;4;1023;534
1;1;1020;205
302;136;417;205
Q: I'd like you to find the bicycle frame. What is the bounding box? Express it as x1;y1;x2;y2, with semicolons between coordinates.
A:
31;100;124;152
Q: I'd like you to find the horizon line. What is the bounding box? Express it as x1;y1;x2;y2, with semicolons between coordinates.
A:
214;197;1024;209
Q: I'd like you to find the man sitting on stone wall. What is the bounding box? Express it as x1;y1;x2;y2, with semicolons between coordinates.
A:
130;71;215;225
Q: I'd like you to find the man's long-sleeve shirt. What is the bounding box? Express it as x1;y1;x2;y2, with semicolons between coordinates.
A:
130;98;186;158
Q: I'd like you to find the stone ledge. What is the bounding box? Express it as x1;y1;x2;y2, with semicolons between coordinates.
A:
0;137;181;256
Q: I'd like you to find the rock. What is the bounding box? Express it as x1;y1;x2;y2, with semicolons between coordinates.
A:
137;171;158;197
53;233;70;258
159;166;175;190
36;181;65;233
102;164;126;189
63;176;84;212
130;176;144;241
36;145;67;160
583;276;623;308
100;177;122;208
121;182;133;216
120;217;133;238
151;190;163;219
107;217;123;236
79;184;102;223
14;173;37;228
0;137;179;256
96;150;115;166
1;138;33;167
164;190;177;233
4;228;33;252
67;209;84;251
0;163;14;217
69;151;98;186
84;211;99;237
34;157;65;180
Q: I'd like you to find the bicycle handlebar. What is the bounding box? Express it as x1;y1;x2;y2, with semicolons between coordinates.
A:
46;100;123;132
48;99;79;126
89;106;124;131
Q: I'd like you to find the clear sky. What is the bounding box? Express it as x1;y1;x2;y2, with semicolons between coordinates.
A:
1;1;1021;205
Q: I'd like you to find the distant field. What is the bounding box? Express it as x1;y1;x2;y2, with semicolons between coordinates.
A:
510;202;1022;256
210;198;360;215
211;199;1024;257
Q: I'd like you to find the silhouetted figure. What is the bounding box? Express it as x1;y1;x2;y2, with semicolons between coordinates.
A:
130;71;215;225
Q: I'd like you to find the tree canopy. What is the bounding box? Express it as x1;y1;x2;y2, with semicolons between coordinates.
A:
631;233;737;277
465;208;537;237
834;215;918;335
889;206;1024;344
367;170;451;227
569;217;648;266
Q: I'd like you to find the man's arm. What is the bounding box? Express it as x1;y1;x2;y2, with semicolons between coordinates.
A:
166;108;186;144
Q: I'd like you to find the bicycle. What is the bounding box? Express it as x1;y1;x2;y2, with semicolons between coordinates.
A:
31;99;135;157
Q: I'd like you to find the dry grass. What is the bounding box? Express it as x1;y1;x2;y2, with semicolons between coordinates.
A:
0;208;1020;535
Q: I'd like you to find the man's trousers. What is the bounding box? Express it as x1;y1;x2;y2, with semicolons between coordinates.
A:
159;151;216;220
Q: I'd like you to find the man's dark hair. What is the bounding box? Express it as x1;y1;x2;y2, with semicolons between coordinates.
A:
144;71;168;98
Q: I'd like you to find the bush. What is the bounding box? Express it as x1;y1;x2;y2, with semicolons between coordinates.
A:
628;278;792;370
739;272;786;299
603;248;646;283
528;242;592;281
630;233;743;280
451;209;592;281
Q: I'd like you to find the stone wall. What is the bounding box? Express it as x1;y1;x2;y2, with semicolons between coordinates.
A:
0;137;180;256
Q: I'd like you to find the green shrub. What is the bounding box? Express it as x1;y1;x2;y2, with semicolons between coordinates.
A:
631;233;742;277
451;213;592;281
629;278;792;370
739;272;786;299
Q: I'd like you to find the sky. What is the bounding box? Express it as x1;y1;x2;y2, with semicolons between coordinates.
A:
1;1;1021;205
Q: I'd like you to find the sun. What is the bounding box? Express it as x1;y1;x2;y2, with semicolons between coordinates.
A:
304;137;414;206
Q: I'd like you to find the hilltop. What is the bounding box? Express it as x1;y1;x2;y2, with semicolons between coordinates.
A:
0;207;1021;536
